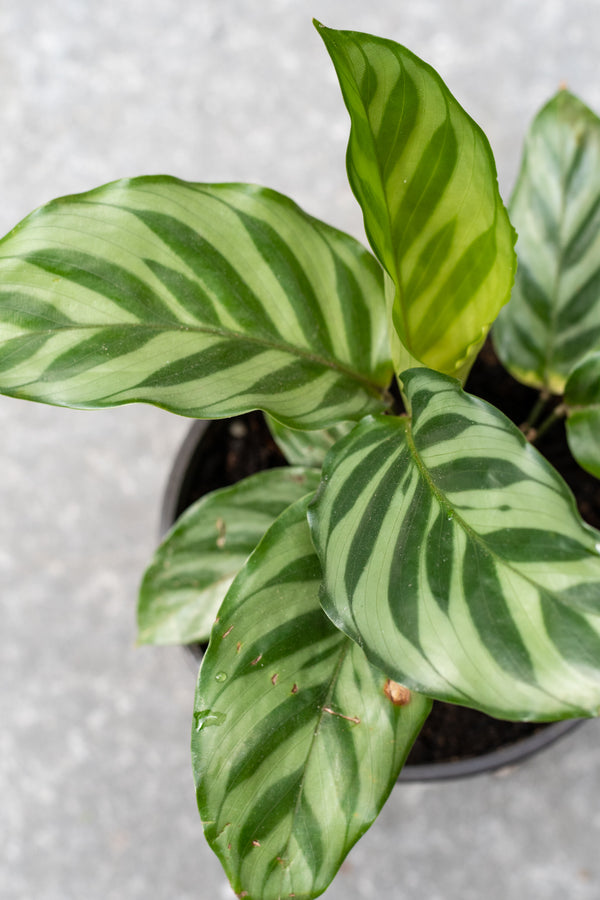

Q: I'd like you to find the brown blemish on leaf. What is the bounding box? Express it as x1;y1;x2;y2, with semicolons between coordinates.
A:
215;517;227;548
276;856;290;868
250;653;263;666
384;678;411;706
322;706;361;725
291;683;298;694
237;893;249;898
236;642;242;653
252;839;261;847
271;673;279;686
222;625;234;639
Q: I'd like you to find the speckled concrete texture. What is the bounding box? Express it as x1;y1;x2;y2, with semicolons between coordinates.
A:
1;2;600;898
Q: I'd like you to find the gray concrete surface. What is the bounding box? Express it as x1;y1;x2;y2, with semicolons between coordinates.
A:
1;1;599;898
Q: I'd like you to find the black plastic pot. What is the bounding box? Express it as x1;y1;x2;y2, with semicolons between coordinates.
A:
161;416;582;782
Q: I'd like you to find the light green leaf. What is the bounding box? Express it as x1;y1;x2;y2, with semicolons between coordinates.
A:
138;467;321;645
494;91;600;393
315;21;516;379
308;367;600;721
565;351;600;478
0;177;393;429
193;496;430;900
265;413;354;467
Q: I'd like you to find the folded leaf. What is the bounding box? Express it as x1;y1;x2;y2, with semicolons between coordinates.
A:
494;91;600;393
565;352;600;478
316;21;516;379
0;177;393;429
309;368;600;721
138;467;321;645
193;496;430;900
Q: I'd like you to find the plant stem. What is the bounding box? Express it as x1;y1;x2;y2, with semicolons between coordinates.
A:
531;403;567;444
521;389;551;438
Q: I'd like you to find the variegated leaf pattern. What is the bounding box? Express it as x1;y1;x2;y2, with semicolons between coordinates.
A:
137;467;321;645
0;177;393;429
565;351;600;478
264;413;354;467
193;496;430;900
494;91;600;394
315;22;516;379
309;367;600;721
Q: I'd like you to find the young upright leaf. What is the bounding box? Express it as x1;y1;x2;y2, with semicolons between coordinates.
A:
0;177;393;429
193;496;430;900
494;91;600;393
309;368;600;721
565;351;600;478
138;467;321;645
316;22;516;378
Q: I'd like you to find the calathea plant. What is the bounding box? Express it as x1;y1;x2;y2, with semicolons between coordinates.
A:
1;19;600;900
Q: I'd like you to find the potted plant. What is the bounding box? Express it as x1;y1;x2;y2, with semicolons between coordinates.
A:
1;19;600;900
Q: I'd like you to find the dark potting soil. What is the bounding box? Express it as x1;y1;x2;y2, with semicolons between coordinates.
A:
178;339;594;765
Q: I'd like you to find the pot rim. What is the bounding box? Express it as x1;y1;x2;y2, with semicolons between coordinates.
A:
161;417;584;783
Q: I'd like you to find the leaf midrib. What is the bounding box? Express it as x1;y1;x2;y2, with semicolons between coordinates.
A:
402;415;591;608
278;637;352;894
7;317;389;397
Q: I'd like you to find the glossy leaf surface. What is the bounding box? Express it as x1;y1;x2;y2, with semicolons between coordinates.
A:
309;368;600;721
193;496;430;900
265;414;354;467
138;468;320;645
316;22;516;378
0;177;393;428
494;91;600;393
565;351;600;478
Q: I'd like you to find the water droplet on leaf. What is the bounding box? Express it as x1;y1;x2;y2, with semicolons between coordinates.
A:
215;671;228;682
193;709;226;731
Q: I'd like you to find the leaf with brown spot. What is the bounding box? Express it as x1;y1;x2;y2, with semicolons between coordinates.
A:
384;679;412;707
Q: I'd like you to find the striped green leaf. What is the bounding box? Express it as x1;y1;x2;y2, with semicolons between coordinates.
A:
315;22;516;379
0;177;393;429
494;91;600;394
137;467;321;645
264;414;354;467
193;496;430;900
308;367;600;721
565;352;600;478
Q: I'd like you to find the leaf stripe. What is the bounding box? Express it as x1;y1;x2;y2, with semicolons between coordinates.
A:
127;206;285;336
344;444;411;603
462;540;535;682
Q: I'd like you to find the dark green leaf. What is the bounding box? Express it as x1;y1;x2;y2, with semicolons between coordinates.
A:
138;467;321;645
0;177;393;428
565;351;600;478
193;496;430;900
264;414;354;467
309;367;600;721
494;91;600;392
315;22;516;379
